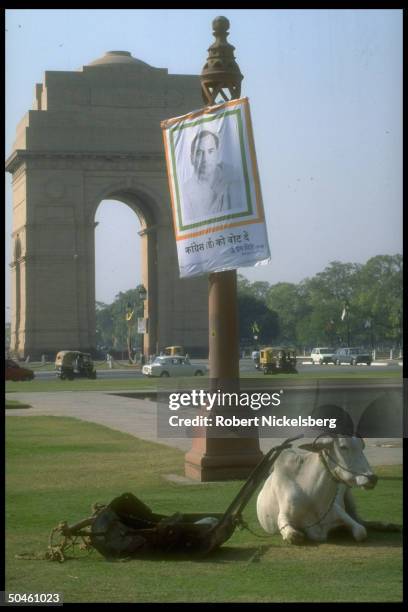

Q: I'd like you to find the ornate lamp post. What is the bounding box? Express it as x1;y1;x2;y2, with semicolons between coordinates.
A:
185;17;263;481
341;300;350;347
251;321;260;347
203;16;242;390
138;284;147;302
346;303;351;348
125;302;135;363
364;317;374;352
397;309;402;353
126;286;148;362
138;284;148;359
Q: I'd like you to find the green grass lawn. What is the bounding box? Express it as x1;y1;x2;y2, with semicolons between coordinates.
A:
5;416;402;603
5;368;401;394
5;399;31;409
5;377;157;393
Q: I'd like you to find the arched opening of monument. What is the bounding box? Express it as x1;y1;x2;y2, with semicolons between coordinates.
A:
95;199;147;360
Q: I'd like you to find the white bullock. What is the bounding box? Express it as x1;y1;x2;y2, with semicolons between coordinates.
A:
257;435;379;544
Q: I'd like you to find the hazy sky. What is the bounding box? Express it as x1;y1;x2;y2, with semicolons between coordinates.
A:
5;9;402;315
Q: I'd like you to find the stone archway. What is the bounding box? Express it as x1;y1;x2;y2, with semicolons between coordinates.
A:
6;51;209;359
91;185;160;357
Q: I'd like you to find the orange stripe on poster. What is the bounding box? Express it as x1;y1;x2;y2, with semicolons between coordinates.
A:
175;217;262;241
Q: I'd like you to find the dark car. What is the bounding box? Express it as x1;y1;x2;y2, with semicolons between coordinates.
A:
333;347;372;366
5;359;35;381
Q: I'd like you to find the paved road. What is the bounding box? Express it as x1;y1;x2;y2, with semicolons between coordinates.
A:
6;390;402;466
33;360;401;380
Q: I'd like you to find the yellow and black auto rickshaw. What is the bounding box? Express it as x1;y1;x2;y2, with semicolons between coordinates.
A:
163;346;185;356
259;346;298;374
55;351;97;380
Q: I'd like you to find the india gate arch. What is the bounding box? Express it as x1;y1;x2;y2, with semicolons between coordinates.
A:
6;51;209;359
91;185;161;358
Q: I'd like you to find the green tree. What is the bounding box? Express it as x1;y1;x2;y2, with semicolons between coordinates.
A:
354;255;402;347
298;262;362;347
250;281;271;302
95;255;402;353
237;275;278;345
237;274;254;296
266;282;310;346
238;294;279;346
95;287;145;351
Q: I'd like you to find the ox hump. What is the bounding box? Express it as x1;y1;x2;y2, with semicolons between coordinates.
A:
275;448;306;475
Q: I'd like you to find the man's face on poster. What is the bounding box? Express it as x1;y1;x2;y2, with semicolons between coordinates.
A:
192;132;219;182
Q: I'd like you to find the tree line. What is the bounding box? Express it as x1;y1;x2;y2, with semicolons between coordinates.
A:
238;254;402;350
95;254;402;353
95;288;145;355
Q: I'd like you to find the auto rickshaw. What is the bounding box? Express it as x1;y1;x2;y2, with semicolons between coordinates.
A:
163;346;185;356
55;351;97;380
259;346;298;374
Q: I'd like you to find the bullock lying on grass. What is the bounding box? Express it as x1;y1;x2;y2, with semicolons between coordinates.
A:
257;435;399;544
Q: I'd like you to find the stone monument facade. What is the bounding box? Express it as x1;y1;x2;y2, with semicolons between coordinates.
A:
6;51;209;359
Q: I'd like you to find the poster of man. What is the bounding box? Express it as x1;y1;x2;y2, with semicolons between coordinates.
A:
162;97;271;278
182;129;245;224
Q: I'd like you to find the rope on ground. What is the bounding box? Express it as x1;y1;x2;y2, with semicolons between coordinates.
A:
16;504;106;563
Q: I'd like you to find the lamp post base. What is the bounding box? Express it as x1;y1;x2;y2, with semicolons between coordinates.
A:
185;436;263;481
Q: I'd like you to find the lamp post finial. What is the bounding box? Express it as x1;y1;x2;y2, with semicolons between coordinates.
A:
201;15;243;105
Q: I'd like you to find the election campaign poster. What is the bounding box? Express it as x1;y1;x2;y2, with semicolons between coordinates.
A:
161;97;271;278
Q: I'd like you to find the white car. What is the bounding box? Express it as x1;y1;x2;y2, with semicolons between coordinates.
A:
310;347;336;365
142;356;207;378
